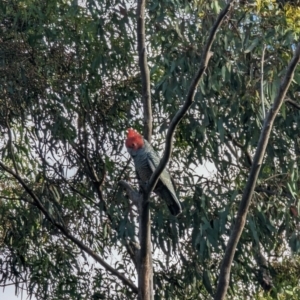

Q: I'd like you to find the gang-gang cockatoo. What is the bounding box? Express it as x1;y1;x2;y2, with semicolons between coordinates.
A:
125;128;182;216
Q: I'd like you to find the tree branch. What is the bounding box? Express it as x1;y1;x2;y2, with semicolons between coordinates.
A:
0;281;28;287
137;0;153;298
214;42;300;300
147;0;236;197
285;97;300;109
137;0;152;142
0;161;138;294
138;191;152;300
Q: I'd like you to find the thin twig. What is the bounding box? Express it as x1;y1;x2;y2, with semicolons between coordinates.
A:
214;42;300;300
56;174;99;206
285;97;300;109
264;172;288;182
0;281;27;287
255;187;292;199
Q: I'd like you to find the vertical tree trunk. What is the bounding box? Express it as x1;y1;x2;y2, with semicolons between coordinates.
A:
137;0;153;296
138;195;153;300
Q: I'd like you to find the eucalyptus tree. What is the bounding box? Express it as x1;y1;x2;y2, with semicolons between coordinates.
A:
1;0;300;299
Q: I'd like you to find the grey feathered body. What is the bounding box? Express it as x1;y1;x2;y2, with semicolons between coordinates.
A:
128;139;182;216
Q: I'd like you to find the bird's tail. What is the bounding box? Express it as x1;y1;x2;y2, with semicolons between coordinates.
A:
155;186;182;216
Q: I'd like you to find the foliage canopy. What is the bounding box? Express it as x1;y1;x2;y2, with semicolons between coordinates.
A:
1;0;300;299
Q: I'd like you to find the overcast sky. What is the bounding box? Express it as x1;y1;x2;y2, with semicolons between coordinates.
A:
2;285;30;300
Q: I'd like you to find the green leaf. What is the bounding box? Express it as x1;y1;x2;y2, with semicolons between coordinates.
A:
244;37;259;53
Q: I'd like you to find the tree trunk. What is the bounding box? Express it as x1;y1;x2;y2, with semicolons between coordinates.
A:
138;195;153;300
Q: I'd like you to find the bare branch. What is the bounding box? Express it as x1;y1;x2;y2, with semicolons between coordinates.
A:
0;161;138;294
137;0;152;142
138;191;152;300
147;0;236;197
255;187;293;200
285;97;300;109
0;281;27;287
214;42;300;300
57;176;99;206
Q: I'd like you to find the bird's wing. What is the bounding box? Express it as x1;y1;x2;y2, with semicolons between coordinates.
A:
146;151;177;197
147;151;182;215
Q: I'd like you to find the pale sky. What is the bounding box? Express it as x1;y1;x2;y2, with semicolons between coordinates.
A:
2;285;28;300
